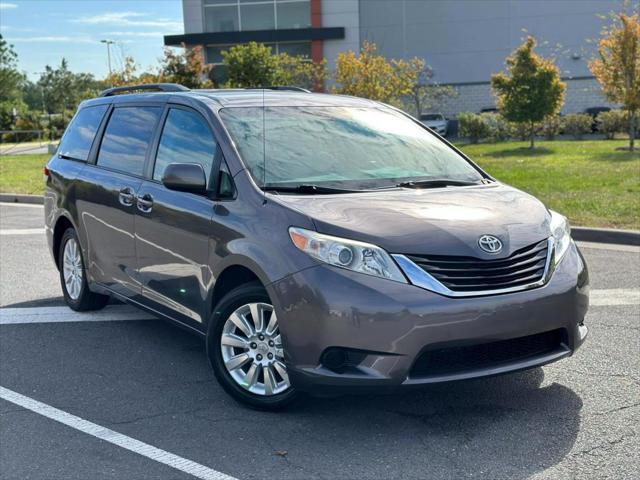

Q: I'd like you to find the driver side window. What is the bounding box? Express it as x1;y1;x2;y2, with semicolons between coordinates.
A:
154;108;218;186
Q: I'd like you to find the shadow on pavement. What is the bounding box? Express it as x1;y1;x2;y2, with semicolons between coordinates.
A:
1;296;122;308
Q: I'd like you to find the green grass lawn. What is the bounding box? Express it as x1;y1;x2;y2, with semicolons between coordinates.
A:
1;140;639;229
459;140;639;230
0;153;50;196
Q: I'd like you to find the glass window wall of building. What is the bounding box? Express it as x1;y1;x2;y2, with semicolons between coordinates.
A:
203;0;310;33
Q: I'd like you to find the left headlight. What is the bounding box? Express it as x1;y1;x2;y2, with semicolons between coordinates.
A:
288;227;407;283
550;210;572;264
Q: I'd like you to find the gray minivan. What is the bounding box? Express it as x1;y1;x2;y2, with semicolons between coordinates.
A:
45;84;589;409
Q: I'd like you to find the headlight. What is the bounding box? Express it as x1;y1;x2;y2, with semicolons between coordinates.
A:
289;227;407;283
550;210;572;264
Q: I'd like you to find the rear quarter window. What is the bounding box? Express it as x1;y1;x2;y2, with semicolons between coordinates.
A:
58;105;108;161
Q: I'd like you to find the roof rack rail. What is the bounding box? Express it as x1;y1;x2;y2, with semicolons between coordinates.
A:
99;83;190;97
248;86;311;93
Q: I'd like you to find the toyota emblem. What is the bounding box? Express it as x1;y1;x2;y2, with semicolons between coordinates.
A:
478;235;503;254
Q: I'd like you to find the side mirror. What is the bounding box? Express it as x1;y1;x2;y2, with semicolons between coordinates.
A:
162;163;207;194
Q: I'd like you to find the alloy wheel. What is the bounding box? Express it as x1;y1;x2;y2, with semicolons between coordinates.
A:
62;238;83;300
220;302;290;396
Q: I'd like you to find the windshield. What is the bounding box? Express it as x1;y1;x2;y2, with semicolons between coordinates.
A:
420;114;443;121
219;106;483;190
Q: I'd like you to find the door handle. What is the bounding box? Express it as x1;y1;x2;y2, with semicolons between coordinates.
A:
119;187;135;207
136;193;154;213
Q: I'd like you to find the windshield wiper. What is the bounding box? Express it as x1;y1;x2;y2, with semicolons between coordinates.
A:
263;184;364;194
395;178;484;189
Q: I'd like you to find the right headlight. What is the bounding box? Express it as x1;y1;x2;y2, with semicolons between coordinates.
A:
550;210;572;265
288;227;407;283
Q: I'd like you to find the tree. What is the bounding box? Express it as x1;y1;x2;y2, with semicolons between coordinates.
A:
104;56;159;87
0;34;23;102
404;66;457;116
0;34;27;130
221;42;277;88
159;45;212;89
589;12;640;151
220;42;326;90
272;53;327;91
37;59;101;115
491;37;565;148
333;41;424;106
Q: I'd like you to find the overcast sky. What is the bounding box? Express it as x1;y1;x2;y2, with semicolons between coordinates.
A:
0;0;184;80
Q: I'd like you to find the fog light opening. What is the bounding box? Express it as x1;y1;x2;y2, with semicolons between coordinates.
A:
320;347;368;373
321;348;347;371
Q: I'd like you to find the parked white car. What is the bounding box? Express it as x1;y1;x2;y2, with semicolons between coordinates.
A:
420;113;448;136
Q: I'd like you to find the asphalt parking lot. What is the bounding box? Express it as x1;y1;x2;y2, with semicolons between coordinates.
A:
1;202;638;480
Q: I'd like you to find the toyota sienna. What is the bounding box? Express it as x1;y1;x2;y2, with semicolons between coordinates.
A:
45;84;589;409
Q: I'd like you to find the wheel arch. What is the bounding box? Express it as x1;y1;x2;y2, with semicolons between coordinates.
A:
52;214;77;270
209;263;264;320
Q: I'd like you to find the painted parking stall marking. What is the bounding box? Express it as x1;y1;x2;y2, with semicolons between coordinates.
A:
0;305;155;325
0;228;45;236
0;386;238;480
589;288;640;306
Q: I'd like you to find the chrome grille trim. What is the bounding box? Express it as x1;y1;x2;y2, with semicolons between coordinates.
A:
393;238;555;298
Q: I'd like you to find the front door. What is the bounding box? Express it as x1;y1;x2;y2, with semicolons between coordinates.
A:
134;106;219;324
78;105;162;298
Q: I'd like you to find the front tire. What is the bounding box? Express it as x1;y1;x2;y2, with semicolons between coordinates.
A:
58;228;109;311
207;283;298;410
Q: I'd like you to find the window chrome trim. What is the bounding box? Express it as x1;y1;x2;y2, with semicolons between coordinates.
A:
392;237;555;298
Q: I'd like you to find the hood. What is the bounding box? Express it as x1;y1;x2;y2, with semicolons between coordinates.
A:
273;183;551;258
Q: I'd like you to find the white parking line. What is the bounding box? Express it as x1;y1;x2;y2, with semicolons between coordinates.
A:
0;305;155;325
0;228;44;235
0;202;43;208
576;241;640;253
590;288;640;306
0;386;237;480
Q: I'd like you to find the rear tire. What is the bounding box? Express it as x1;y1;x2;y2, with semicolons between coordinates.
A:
207;282;298;410
58;228;109;312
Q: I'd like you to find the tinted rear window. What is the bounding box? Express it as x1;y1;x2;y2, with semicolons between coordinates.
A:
58;105;108;161
97;107;161;176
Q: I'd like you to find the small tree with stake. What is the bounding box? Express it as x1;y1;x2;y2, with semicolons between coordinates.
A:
589;12;640;152
491;37;565;149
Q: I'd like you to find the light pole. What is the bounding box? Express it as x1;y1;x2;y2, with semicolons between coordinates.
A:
100;39;115;77
33;71;48;141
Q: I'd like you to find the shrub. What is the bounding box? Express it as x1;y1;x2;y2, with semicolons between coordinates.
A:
563;113;592;140
540;115;563;141
481;113;511;142
458;112;490;143
597;109;627;139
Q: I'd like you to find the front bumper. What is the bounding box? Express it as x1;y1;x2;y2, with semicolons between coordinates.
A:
268;243;589;393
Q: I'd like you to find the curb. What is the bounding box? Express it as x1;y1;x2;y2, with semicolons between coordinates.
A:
571;227;640;247
0;194;44;205
1;193;638;246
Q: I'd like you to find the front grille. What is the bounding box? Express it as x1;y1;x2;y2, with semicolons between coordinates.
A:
406;239;549;293
410;329;566;378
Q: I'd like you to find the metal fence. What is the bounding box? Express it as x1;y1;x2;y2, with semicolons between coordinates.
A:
0;130;56;155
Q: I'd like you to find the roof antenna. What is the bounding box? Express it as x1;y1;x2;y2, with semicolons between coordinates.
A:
262;86;267;205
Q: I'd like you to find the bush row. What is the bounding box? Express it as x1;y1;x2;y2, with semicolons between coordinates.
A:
457;110;630;143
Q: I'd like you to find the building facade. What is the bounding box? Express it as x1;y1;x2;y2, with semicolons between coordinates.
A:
165;0;626;116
